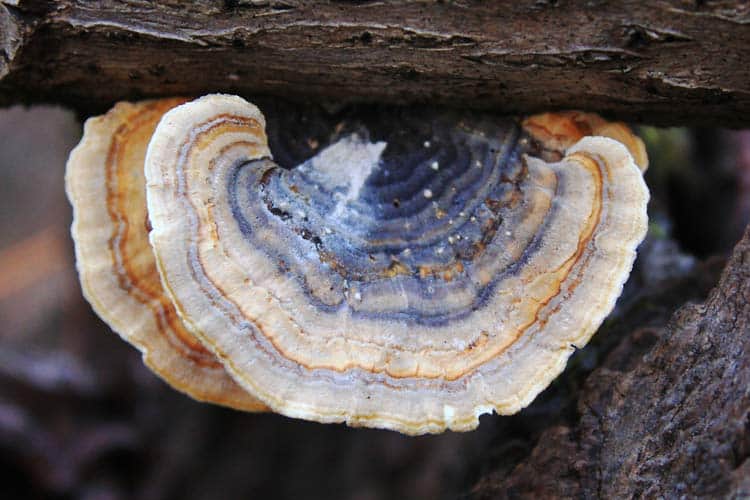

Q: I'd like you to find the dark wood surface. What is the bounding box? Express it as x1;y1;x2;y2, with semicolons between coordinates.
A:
2;0;750;125
473;227;750;498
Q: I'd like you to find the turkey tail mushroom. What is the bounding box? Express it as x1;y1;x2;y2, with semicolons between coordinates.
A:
65;98;267;411
522;111;649;172
141;94;648;434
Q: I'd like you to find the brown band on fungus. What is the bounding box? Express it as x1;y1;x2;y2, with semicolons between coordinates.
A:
143;94;648;434
104;100;214;362
522;111;649;172
65;98;267;412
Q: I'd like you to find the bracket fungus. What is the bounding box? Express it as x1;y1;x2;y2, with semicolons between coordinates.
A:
65;98;266;411
68;93;649;434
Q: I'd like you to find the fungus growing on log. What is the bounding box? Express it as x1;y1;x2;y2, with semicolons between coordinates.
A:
65;98;266;411
522;111;649;172
140;94;648;434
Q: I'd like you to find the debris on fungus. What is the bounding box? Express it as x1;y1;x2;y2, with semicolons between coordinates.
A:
65;98;267;411
68;94;649;434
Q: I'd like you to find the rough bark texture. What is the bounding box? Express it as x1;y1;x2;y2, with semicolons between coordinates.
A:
2;0;750;126
471;225;750;499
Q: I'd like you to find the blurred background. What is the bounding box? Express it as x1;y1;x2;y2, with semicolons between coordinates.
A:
1;104;748;500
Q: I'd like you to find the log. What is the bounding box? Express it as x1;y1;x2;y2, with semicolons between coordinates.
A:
1;0;750;126
471;225;750;498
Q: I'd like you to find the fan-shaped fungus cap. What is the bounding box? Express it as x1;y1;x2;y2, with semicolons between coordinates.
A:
65;98;266;411
145;94;649;434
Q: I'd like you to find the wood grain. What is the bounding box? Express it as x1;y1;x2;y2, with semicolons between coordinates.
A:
1;0;749;126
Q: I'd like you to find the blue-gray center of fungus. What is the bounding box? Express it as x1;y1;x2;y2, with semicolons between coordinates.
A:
228;104;550;325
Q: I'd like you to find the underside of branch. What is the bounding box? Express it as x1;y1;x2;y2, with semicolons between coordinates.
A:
1;0;749;126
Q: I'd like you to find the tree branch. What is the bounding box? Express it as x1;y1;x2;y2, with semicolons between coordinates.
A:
1;0;749;126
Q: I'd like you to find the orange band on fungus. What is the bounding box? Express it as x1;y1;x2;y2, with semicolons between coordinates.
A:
66;98;267;412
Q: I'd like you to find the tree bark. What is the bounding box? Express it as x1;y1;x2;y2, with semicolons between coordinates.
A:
471;225;750;499
2;0;750;126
